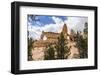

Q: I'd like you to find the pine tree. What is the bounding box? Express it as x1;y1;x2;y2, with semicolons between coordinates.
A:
76;22;88;58
55;32;69;59
84;22;88;35
44;44;55;60
70;29;76;36
83;22;88;58
77;35;87;58
70;29;76;41
28;38;34;61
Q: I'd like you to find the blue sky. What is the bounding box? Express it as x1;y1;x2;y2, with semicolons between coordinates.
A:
28;15;67;27
28;15;87;40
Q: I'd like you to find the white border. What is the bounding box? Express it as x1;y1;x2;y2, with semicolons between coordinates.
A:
20;6;95;70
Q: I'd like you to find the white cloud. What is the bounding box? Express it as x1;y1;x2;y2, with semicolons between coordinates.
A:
28;23;64;40
28;16;65;40
52;16;63;24
28;25;42;40
28;16;88;40
65;17;88;32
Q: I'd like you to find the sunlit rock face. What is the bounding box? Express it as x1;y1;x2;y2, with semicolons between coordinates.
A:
43;35;47;40
31;24;80;60
31;47;45;60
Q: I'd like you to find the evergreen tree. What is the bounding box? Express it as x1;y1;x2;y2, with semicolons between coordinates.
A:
44;44;55;60
76;34;87;58
28;38;34;61
70;29;76;41
76;22;88;58
55;32;69;59
70;29;76;35
83;22;88;58
84;22;88;35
